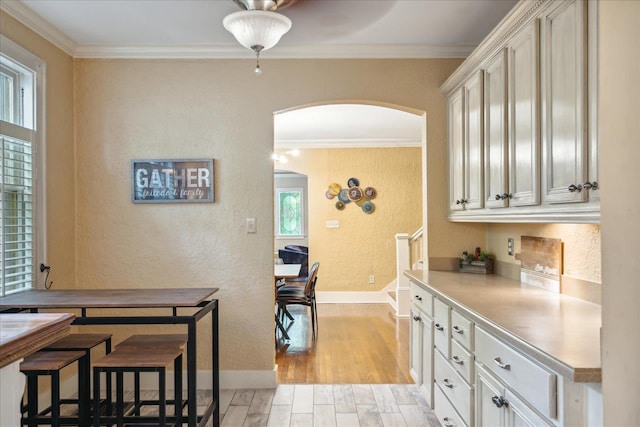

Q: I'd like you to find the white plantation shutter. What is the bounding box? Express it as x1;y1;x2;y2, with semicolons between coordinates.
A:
1;36;43;296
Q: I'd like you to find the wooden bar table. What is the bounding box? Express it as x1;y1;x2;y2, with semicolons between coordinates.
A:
0;288;219;427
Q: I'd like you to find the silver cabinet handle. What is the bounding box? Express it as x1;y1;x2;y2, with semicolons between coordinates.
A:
492;395;507;408
413;315;421;322
442;417;455;427
452;325;463;334
568;184;583;193
583;181;599;190
434;323;444;331
442;378;454;388
493;357;510;370
414;294;422;301
452;355;464;365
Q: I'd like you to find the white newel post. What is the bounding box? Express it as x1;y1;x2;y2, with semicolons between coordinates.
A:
395;233;411;317
0;359;26;426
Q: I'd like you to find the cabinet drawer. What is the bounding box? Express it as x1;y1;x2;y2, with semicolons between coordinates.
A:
433;298;450;358
451;338;474;385
410;283;433;317
434;384;467;427
475;327;556;419
435;350;473;426
451;309;474;351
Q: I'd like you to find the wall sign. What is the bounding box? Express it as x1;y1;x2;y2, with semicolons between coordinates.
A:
131;159;214;203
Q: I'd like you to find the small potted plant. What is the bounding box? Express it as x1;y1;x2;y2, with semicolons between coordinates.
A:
459;247;494;274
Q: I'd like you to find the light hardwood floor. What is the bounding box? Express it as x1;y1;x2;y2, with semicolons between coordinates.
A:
276;303;412;384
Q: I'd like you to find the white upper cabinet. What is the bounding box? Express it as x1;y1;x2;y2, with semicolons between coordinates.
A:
464;71;485;210
484;49;509;209
508;21;541;208
449;72;485;212
441;0;598;223
541;0;588;204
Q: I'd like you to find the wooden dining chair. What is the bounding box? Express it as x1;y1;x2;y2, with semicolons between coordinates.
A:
276;261;320;338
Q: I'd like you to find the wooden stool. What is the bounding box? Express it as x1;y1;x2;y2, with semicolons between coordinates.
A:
20;350;85;427
116;334;187;419
92;347;183;427
44;333;113;423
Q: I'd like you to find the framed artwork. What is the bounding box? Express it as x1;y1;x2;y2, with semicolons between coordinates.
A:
131;159;214;203
277;188;303;236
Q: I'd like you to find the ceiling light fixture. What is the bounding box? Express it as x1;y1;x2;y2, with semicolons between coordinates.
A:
223;0;293;75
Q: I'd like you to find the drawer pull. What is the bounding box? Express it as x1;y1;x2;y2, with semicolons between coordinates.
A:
442;378;454;388
493;357;511;370
452;355;464;365
434;323;444;331
452;325;463;334
414;295;422;301
413;315;421;322
492;395;507;408
442;417;455;427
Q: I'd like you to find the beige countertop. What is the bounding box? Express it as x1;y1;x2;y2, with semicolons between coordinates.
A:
0;313;75;368
405;270;601;383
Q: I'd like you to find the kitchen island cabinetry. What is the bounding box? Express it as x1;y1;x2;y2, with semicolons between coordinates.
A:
405;270;602;427
409;283;434;407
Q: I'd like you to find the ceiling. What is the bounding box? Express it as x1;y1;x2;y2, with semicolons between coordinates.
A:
1;0;518;147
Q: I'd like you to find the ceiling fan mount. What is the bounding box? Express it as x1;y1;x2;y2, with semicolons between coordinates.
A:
232;0;300;12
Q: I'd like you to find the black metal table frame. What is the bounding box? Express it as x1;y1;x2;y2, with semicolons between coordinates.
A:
18;299;219;427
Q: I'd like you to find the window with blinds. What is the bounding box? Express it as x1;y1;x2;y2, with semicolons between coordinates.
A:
1;38;41;296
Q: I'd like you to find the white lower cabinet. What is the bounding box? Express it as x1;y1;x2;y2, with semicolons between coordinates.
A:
476;363;553;427
409;283;434;407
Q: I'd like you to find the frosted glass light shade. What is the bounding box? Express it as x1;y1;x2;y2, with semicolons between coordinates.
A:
223;10;292;51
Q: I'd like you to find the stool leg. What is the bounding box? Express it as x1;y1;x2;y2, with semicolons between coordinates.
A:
116;371;124;427
26;374;38;427
105;339;112;415
51;371;60;427
159;368;166;427
134;372;140;415
78;354;89;426
174;354;182;425
93;367;101;427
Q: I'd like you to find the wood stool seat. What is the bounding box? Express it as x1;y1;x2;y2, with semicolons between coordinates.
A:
44;333;112;350
20;350;86;427
117;334;188;349
93;346;184;426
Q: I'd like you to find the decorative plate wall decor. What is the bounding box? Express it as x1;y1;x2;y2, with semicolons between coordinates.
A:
325;178;378;214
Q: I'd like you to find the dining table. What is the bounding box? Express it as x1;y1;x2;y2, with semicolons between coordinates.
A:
274;263;301;340
0;288;219;427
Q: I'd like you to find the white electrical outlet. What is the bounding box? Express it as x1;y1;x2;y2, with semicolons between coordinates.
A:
326;220;339;228
369;275;375;284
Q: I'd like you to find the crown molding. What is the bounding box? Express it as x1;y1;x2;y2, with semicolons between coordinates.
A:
1;0;77;57
275;139;421;149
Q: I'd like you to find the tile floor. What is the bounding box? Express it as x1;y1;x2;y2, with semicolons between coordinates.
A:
217;384;441;427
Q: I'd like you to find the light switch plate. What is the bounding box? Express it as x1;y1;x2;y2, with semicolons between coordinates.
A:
246;218;256;233
326;220;339;228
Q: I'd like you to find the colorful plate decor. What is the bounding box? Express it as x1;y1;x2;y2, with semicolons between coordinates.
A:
362;200;375;214
347;186;363;202
328;182;342;195
325;190;336;199
364;187;377;199
338;189;351;204
335;201;345;210
347;177;360;188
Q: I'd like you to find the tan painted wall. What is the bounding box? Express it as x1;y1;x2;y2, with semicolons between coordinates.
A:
0;12;76;289
488;224;601;283
599;1;640;425
72;58;480;371
284;147;422;292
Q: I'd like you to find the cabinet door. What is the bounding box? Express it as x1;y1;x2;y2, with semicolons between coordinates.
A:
541;0;587;203
410;307;423;385
476;364;505;427
484;49;509;209
449;89;465;211
420;315;434;407
464;70;485;209
505;389;554;427
509;21;541;207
